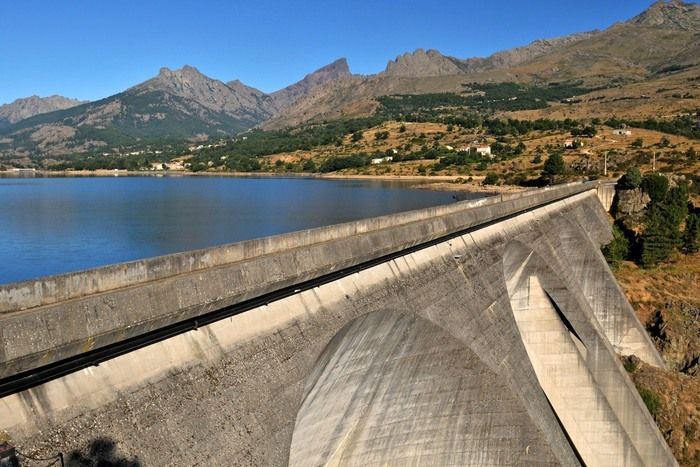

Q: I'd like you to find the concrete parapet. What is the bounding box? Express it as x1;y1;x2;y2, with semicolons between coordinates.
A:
0;182;601;379
0;182;675;466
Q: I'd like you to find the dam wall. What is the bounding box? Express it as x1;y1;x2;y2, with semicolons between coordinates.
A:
0;183;675;466
0;182;601;380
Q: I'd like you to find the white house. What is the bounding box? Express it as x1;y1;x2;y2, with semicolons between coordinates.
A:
612;128;632;136
564;139;583;149
475;145;492;158
371;156;393;165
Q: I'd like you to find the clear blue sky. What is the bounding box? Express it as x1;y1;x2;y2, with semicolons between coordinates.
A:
0;0;692;105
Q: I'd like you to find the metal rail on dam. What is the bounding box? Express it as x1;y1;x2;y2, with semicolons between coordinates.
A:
0;181;677;466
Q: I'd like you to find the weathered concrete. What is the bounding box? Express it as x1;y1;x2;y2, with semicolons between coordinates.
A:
596;181;617;212
0;182;599;379
0;182;676;466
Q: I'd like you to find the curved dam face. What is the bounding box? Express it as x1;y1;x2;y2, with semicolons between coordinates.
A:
0;183;677;466
289;310;561;466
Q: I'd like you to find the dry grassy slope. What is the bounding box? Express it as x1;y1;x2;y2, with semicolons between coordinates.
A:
627;360;700;466
505;23;699;84
265;2;700;130
509;65;700;120
264;64;699;130
262;120;700;181
615;253;700;466
260;70;519;130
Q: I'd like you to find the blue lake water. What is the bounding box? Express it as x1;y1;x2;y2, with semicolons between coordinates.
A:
0;175;485;284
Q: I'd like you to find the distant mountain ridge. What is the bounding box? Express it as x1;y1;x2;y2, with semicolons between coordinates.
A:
266;0;700;128
0;95;85;128
1;0;699;158
380;31;598;78
0;60;352;156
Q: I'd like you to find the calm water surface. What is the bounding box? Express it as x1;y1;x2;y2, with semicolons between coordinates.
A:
0;175;486;284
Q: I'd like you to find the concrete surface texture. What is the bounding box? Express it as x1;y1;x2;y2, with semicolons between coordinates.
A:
0;183;677;466
0;182;594;380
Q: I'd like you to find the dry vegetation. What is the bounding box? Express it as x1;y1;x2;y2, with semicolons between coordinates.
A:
261;120;700;186
615;253;700;465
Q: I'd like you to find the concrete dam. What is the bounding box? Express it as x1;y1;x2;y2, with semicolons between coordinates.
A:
0;181;678;466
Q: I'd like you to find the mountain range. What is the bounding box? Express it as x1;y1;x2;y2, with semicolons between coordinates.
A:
0;95;85;129
1;0;699;159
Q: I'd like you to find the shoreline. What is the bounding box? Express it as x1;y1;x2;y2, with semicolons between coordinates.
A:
0;169;528;194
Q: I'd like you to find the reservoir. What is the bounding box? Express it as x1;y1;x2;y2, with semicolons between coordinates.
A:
0;175;486;284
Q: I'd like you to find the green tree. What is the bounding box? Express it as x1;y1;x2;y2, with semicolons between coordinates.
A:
542;152;565;183
641;174;669;203
618;167;642;189
630;138;644;148
582;125;597;137
640;203;680;267
683;212;700;254
351;131;363;142
602;224;631;268
483;172;499;185
302;159;318;172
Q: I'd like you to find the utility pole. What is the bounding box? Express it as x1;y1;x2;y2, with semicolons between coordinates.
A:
652;151;656;172
604;151;608;177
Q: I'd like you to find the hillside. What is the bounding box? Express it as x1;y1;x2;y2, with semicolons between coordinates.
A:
0;60;352;160
2;0;700;166
267;0;700;128
0;95;84;129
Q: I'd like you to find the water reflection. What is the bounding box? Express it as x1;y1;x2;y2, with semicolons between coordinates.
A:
0;176;485;284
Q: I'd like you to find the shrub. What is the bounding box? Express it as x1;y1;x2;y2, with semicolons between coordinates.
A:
302;159;317;172
618;167;642;189
641;174;669;203
483;172;499;185
683;212;700;254
638;387;662;419
640;204;680;267
542;153;565;183
319;154;368;172
602;224;631;268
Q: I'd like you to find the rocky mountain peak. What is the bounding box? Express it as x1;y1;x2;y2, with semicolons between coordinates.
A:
314;58;351;76
0;95;85;125
383;48;463;77
135;66;275;119
629;0;700;30
270;58;353;110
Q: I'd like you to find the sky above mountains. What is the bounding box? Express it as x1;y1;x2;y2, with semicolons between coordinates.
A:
1;0;697;105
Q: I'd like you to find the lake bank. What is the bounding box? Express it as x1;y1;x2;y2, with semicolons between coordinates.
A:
0;169;526;194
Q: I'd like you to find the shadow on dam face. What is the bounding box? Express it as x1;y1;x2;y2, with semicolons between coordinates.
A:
288;310;560;466
65;437;140;467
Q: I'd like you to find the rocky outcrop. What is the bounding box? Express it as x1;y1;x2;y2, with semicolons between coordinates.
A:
270;58;352;110
383;49;464;77
615;188;651;217
629;0;700;31
0;95;85;125
136;65;276;120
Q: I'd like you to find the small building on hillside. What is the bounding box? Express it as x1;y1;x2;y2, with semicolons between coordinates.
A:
564;139;584;149
371;156;393;165
475;144;492;158
612;128;632;136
